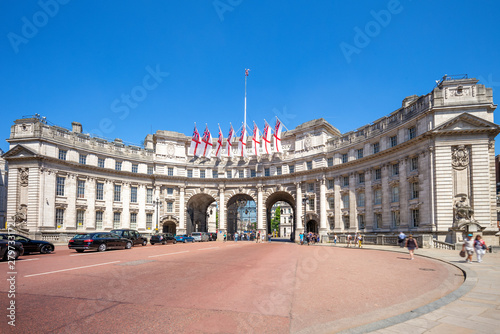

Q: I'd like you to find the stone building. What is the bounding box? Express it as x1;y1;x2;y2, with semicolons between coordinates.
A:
2;76;499;245
0;151;7;228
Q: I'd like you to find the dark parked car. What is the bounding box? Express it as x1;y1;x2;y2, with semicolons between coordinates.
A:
68;232;133;253
150;233;177;245
110;229;148;246
0;240;24;261
175;234;195;243
207;232;217;241
0;233;54;254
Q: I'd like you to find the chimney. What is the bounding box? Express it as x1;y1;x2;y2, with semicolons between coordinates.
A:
72;122;82;134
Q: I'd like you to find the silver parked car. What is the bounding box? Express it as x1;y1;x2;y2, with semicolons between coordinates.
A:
191;232;209;242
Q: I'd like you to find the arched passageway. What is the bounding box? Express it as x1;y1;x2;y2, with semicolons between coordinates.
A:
306;220;319;234
162;221;177;234
226;194;256;238
265;191;296;241
186;193;216;235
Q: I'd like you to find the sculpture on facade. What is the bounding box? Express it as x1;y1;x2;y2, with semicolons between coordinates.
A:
11;204;27;228
454;195;474;222
451;145;469;170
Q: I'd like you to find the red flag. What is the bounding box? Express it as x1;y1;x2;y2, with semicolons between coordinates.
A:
245;68;250;76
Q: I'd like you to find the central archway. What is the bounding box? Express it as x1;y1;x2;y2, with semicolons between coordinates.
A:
226;194;256;239
265;191;296;241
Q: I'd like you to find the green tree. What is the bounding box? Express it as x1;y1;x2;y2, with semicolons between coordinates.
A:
271;206;281;233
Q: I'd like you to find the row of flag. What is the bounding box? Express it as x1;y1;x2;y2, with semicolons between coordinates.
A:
188;118;284;158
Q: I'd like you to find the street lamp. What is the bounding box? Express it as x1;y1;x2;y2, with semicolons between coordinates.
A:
153;197;163;233
302;196;309;233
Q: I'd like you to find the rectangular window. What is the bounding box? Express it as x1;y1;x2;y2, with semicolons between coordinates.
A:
276;166;282;175
357;192;365;207
327;179;334;189
167;202;173;213
343;176;349;187
56;176;65;197
212;170;219;178
410;157;418;171
357;148;364;159
410;209;420;227
77;180;85;199
342;194;349;208
113;212;121;229
79;154;87;164
95;211;103;229
328;197;335;210
264;168;270;177
308;183;315;192
115;161;122;171
374;168;382;180
343;215;350;229
167;167;173;176
341;153;348;163
187;169;193;178
200;170;206;178
308;198;315;211
375;213;382;229
98;158;105;168
358;214;365;229
390;135;398;147
392;163;399;176
55;208;64;227
391;211;400;228
130;186;138;203
146;188;153;204
250;169;256;178
227;170;232;178
239;170;244;178
146;213;153;230
114;184;121;202
167;187;174;195
289;165;295;173
373;142;380;154
358;173;365;184
408;126;416;140
327;157;333;167
374;189;382;205
59;149;67;160
410;182;419;199
132;164;138;173
391;186;400;202
148;166;154;175
130;213;137;229
96;182;104;200
306;161;313;170
76;210;85;229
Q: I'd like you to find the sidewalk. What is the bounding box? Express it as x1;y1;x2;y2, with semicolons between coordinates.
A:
333;244;500;334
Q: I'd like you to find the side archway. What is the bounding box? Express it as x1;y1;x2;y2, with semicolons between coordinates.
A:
186;193;216;235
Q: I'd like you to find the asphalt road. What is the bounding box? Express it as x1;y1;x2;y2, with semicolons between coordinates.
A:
1;241;464;333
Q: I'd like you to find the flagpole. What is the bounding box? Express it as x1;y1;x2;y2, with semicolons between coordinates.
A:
244;70;247;137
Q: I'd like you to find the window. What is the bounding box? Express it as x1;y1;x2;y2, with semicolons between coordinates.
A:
328;197;334;209
276;166;282;175
201;170;206;178
250;170;256;178
130;213;137;229
374;213;382;229
132;164;138;173
130;186;138;203
146;188;153;204
212;170;219;178
358;214;365;229
77;180;85;199
308;183;315;192
167;188;174;195
79;154;87;165
342;194;349;208
146;213;153;230
357;148;364;159
95;211;103;229
341;153;348;163
374;168;382;180
96;182;104;200
327;179;334;189
227;171;232;178
306;161;313;170
408;126;416;140
327;157;333;167
392;163;399;176
114;184;121;202
357;192;365;207
76;210;85;229
148;166;154;175
343;215;350;229
187;169;193;178
167;202;173;213
391;186;400;202
113;212;121;229
58;149;67;160
410;156;418;171
264;168;270;177
56;176;65;196
391;211;400;228
289;165;295;173
167;167;173;176
55;208;64;227
115;161;122;171
308;198;315;211
374;189;382;205
390;135;398;147
410;209;420;227
98;158;105;168
358;173;365;184
239;170;244;178
342;176;349;187
373;142;380;154
410;182;419;199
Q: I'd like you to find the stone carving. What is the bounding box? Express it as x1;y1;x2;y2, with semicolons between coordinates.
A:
19;168;29;186
454;195;474;222
12;204;27;228
304;134;312;151
451;145;469;170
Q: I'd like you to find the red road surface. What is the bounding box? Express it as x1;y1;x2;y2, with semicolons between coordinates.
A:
1;241;463;333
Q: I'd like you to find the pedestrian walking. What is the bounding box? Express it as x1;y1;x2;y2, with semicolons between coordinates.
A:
333;234;337;246
398;231;406;248
474;234;487;263
462;233;474;263
346;234;352;247
256;232;260;243
234;232;239;242
223;232;227;242
357;234;363;248
299;232;304;245
405;234;418;260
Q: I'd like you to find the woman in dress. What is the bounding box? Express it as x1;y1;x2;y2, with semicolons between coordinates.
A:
405;234;418;260
474;235;487;263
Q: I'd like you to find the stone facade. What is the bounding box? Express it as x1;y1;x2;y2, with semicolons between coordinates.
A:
2;77;499;245
0;152;7;228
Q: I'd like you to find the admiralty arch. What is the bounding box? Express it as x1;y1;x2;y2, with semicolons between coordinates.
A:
3;76;499;245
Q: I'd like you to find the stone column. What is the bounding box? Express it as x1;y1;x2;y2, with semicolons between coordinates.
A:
178;185;185;233
66;173;76;230
399;159;408;228
365;169;373;230
295;182;304;235
257;185;264;232
87;177;96;229
218;185;225;231
319;176;327;236
122;182;131;229
334;177;341;231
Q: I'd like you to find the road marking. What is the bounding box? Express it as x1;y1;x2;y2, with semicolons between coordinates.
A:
24;261;121;278
227;244;240;247
20;258;40;261
148;251;190;258
198;247;219;251
70;252;106;257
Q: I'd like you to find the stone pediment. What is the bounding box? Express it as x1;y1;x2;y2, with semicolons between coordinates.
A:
433;113;500;134
2;144;39;159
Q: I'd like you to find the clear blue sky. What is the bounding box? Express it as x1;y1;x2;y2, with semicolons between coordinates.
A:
1;0;499;154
